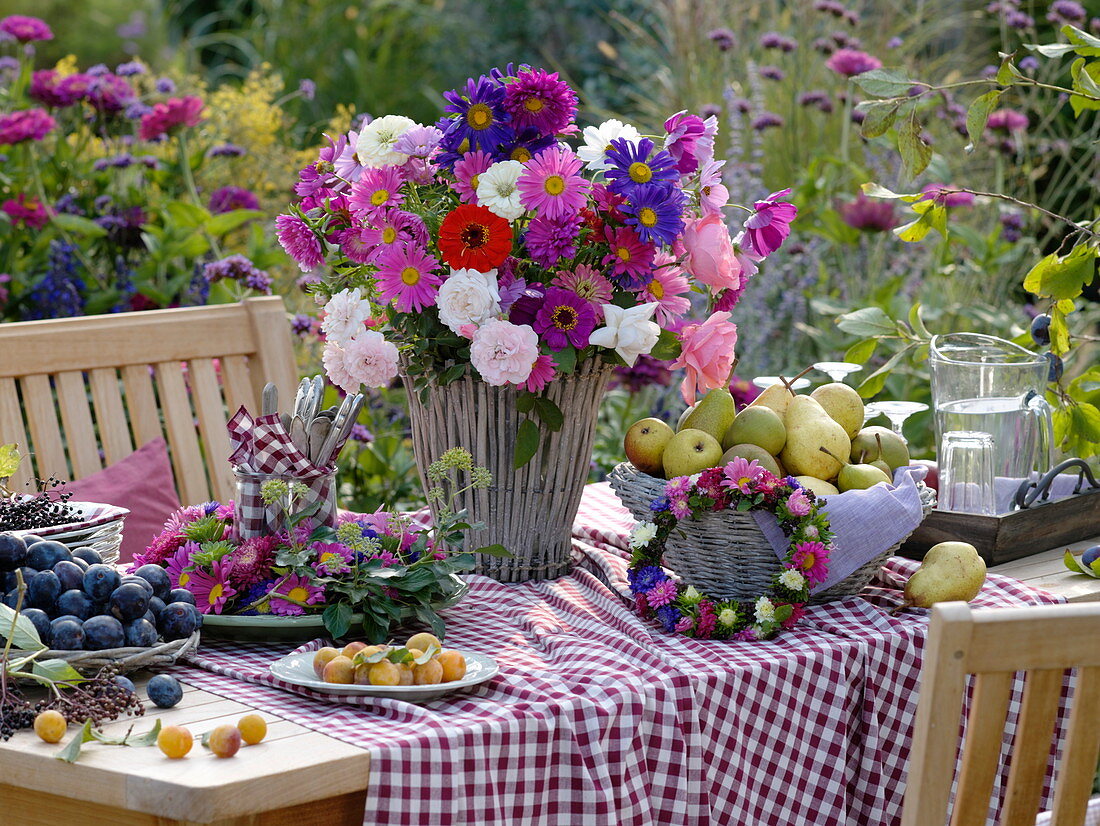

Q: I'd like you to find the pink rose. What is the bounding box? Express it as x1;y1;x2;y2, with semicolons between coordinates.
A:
680;213;741;294
470;319;539;386
672;311;739;404
342;330;399;390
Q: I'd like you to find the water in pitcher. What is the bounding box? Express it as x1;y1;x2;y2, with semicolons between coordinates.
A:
934;396;1037;479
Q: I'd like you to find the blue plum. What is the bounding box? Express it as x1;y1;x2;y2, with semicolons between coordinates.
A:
123;618;158;647
49;618;85;650
109;583;150;622
168;588;196;606
82;615;125;650
26;570;61;610
146;674;183;709
83;564;121;601
133;565;171;601
26;541;71;571
0;534;28;567
71;547;103;566
120;575;154;597
53;560;84;592
20;607;51;643
158;602;200;641
56;589;94;620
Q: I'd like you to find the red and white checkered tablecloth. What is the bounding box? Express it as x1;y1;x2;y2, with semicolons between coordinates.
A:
166;483;1068;826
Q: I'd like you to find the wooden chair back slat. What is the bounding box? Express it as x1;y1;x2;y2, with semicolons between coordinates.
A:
0;298;296;503
20;374;68;482
950;671;1013;826
1001;668;1066;826
54;371;102;479
0;377;33;492
187;359;235;503
88;368;134;465
902;602;1100;826
154;362;210;505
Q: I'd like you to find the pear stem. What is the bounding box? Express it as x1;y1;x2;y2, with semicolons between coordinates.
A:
818;445;848;466
777;366;815;395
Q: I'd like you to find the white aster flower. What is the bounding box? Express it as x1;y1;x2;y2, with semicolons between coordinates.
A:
628;521;658;549
717;608;738;627
320;288;371;345
754;596;776;624
476;160;525;220
779;568;807;592
588;302;660;366
803;525;820;540
436;268;501;334
355;114;418;168
578;119;641;171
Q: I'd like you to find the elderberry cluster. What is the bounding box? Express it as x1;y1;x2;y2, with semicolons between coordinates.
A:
0;477;79;531
0;665;144;740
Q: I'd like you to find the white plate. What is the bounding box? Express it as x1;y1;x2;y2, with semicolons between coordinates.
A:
268;650;499;702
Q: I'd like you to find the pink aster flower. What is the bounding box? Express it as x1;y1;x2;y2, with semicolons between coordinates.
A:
525;213;582;268
138;96;204;141
350;165;406;217
470;319;540;385
785;489;812;517
732;626;759;641
552;264;614;319
672;311;739;404
452;150;494;204
646;579;679;608
2;194;48;230
0;15;52;42
502;68;577;135
164;542;200;590
517;145;591;220
644;252;692;325
743;189;798;257
670;497;691;519
360;209;429;261
722;457;766;493
375;243;442;312
838;194;897;232
791;541;829;585
986;108;1028;133
276;214;325;271
602;225;655;286
312;542;354;575
695;602;717;637
519;353;557;392
188;559;238;615
226;536;278;588
268;573;325;616
674;616;694;633
665;475;692;498
663;111;708;175
0;108;56;145
333;129;364;182
825;48;882;77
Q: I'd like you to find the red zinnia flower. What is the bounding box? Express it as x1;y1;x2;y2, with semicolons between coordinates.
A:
437;204;512;272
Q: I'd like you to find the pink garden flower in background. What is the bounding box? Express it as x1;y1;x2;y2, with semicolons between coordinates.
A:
470;318;540;385
0;15;52;42
0;108;56;145
987;108;1028;133
2;194;49;229
680;212;741;293
919;183;975;208
138;95;204;141
743;189;798;257
837;194;897;232
825;48;882;76
672;311;739;404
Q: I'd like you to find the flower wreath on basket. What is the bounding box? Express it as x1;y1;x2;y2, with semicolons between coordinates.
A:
626;458;835;641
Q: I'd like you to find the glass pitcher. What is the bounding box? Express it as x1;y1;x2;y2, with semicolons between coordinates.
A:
929;333;1052;513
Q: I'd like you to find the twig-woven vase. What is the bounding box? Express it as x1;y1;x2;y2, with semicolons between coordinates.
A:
403;359;614;582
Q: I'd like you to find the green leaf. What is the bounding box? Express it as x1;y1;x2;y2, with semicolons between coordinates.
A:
533;397;563;432
515;392;536;414
124;719;163;747
1023;247;1098;301
553;345;576;375
907;304;932;340
513;418;539;468
1070;402;1100;443
56;720;94;763
1069;58;1100;115
322;602;353;640
836;307;897;338
165;200;210;229
413;644;440;665
51;213;108;238
414;605;446;639
844;338;878;365
995;57;1023;85
858;101;899;139
386;647;415;665
965;90;1003;151
204;209;264;236
32;659;84;683
852;68;918;97
0;603;45;650
439;363;467;385
0;443;21;478
1063;23;1100;56
1026;42;1078;58
860;182;921;202
857;344;916;399
898;109;933;180
649;327;682;361
474;543;513;557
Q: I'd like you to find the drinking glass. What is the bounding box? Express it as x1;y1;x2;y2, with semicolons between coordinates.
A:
813;361;863;383
872;400;929;440
752;376;811;391
938;431;997;515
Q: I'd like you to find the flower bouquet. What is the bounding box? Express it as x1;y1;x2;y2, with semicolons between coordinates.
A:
134;448;502;641
279;64;796;580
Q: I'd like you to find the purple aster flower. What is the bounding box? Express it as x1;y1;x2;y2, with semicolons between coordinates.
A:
0;15;52;42
650;497;670;512
209;143;246;157
209;186;260;214
525;213;582;267
837;194;896;232
276;214;325;271
441;74;513;153
744;189;797;256
1048;0;1085;24
86;73;136;114
124;102;153;120
29;70;79;108
628;565;667;593
707;27;736;51
655;604;681;632
1000;211;1024;242
501;67;577;135
759;65;786;81
332;130;363;181
887;36;903;48
621;184;685;247
533;286;597;350
298;78;316;100
496;126;556;164
1019;56;1040;72
752;112;785;130
1006;9;1034;28
155;77;176;94
647;579;679;608
393;124;443;157
115;61;145;76
291;313;315;337
349;424;373;442
604;137;679;196
825;48;882;76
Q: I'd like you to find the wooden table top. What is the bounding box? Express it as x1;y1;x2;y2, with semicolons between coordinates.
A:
990;535;1100;603
0;677;371;824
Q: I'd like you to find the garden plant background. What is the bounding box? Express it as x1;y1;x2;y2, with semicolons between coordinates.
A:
1;0;1097;512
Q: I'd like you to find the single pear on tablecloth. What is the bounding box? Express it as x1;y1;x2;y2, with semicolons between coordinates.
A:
904;541;987;607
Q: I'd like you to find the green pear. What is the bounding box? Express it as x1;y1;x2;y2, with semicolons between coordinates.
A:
794;476;840;497
850;426;910;470
720;444;784;478
748;382;795;418
681;388;737;443
676;404;696;432
624;418;674;477
820;446;892;492
723;406;786;454
779;396;851;481
870;458;893;478
810;383;864;439
904;541;987;607
663;429;724;478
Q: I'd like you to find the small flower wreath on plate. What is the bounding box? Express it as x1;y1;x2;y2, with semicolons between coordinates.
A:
626;458;835;641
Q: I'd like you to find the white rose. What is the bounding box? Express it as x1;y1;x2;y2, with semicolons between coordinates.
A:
436;268;501;334
588;302;660;366
355;114;418;168
320;288;371;345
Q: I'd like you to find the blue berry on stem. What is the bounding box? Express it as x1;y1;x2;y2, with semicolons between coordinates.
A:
1045;352;1063;383
1030;313;1051;346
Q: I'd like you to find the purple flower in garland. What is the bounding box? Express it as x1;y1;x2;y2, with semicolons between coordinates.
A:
501;67;577;136
603;137;679;197
655;605;682;632
441;74;513;154
525;213;582;267
269;573;325;616
312;542;354;575
226;536;278;588
646;579;679;608
620;184;686;247
628;565;667;594
533;287;597;351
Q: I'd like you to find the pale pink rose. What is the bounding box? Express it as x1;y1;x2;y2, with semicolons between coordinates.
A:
681;213;741;294
470;319;539;386
322;340;356;394
342;330;399;389
672;311;739;404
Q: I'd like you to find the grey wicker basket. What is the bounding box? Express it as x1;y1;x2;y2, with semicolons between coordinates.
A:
16;630;201;676
607;462;934;604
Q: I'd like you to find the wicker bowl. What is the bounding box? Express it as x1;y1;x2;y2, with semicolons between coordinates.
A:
16;631;200;676
607;462;934;604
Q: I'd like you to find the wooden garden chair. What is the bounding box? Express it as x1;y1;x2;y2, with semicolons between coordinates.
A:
0;296;298;504
902;601;1100;826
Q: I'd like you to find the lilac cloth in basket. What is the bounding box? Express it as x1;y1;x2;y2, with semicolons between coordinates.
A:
752;465;928;593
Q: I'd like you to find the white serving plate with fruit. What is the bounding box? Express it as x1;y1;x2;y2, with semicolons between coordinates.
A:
269;642;498;702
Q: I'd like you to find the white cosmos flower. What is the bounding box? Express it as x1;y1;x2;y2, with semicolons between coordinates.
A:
628;521;658;549
588;302;660;366
578;119;641;171
476;160;525;221
320;288;371;345
436;268;501;334
355;115;418;168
